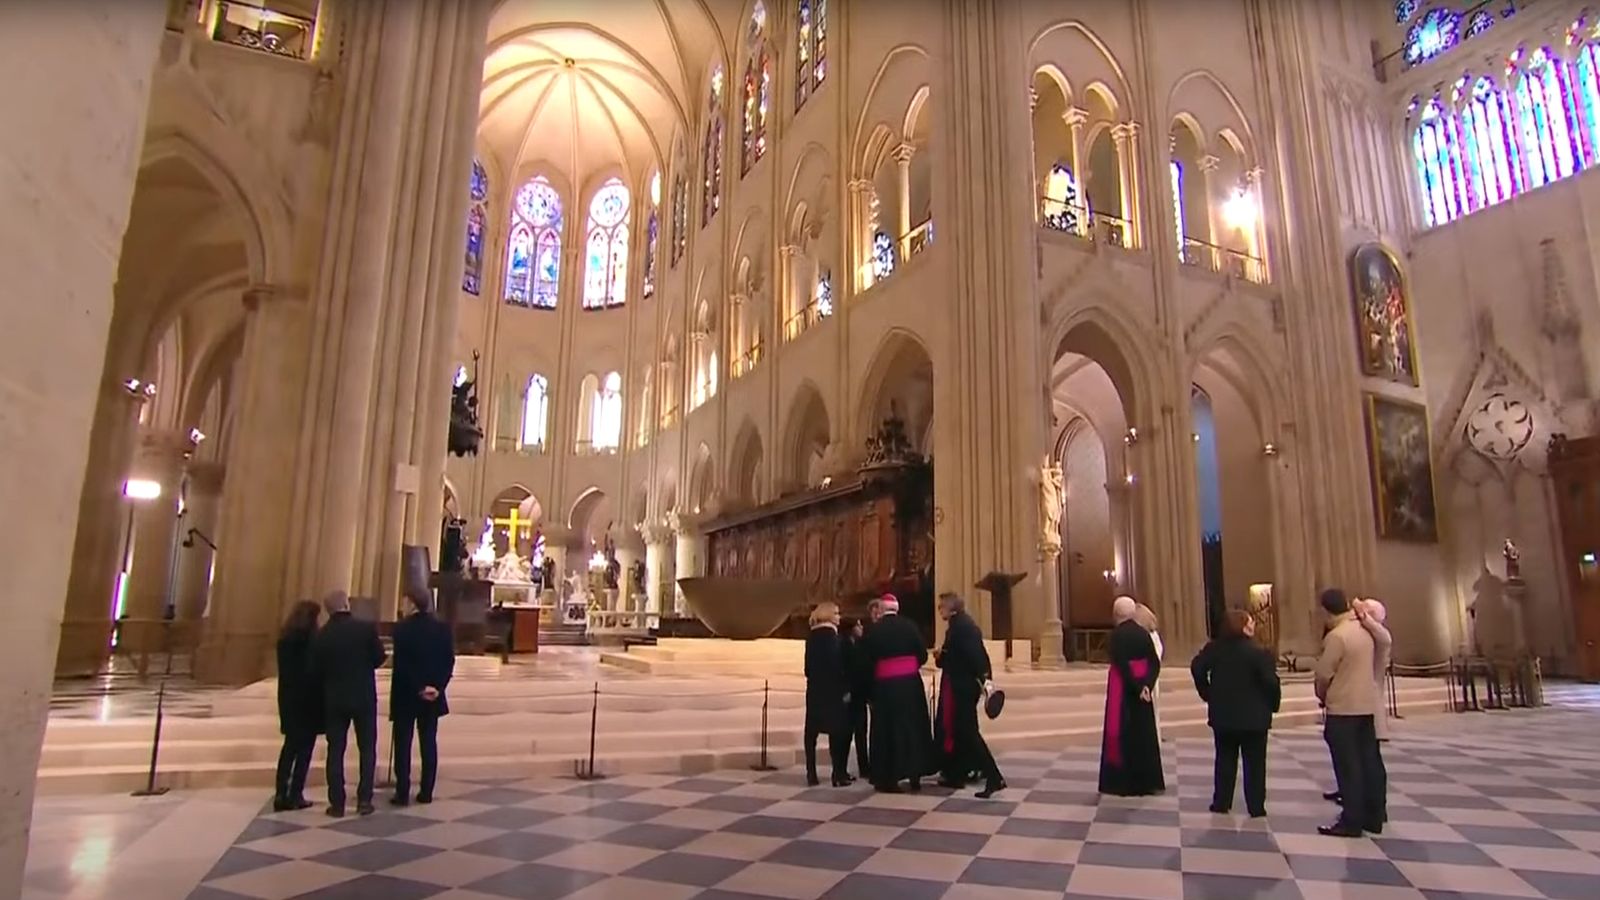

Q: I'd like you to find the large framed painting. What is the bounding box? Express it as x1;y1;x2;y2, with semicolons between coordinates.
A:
1363;394;1438;543
1349;243;1420;385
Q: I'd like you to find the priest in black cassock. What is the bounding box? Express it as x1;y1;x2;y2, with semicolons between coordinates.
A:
933;593;1006;797
1098;595;1165;796
860;594;935;792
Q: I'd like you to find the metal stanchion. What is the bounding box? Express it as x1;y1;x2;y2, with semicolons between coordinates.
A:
572;682;604;780
132;623;175;797
1388;660;1402;720
751;680;777;772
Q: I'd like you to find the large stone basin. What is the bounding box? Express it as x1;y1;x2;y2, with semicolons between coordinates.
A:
676;577;809;639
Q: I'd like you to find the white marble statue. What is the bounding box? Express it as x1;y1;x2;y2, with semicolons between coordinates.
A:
488;547;533;584
470;517;497;573
1039;455;1064;557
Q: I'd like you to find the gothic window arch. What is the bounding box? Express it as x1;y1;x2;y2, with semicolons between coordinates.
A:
522;374;550;450
463;159;488;295
1516;47;1582;189
1405;8;1461;67
1041;161;1083;234
1412;98;1466;226
643;171;661;299
1460;76;1518;207
593;371;623;452
742;2;772;176
506;175;563;308
815;269;833;318
1578;44;1600;162
795;0;828;110
703;66;726;227
871;230;896;281
583;177;630;309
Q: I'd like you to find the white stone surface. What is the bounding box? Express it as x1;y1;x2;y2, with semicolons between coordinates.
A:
0;2;165;891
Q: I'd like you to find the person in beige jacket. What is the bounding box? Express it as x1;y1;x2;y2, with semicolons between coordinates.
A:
1313;588;1388;837
1322;598;1393;807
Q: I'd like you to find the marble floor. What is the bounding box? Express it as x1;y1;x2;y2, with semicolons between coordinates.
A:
24;685;1600;900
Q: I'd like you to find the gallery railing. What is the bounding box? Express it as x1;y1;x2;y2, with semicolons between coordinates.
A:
902;219;934;260
1038;196;1133;249
1179;236;1266;284
206;1;316;60
730;342;765;379
783;300;832;342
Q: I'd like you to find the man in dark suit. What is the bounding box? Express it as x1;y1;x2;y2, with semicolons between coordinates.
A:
310;591;386;817
933;592;1005;797
390;591;456;805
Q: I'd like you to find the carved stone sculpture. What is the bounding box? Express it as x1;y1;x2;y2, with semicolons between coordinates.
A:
1039;455;1064;558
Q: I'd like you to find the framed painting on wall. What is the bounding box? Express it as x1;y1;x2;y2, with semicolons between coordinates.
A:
1349;243;1420;385
1363;393;1438;543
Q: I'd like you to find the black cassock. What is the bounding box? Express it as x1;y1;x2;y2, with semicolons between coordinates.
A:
861;613;936;787
1098;619;1165;796
933;611;1003;787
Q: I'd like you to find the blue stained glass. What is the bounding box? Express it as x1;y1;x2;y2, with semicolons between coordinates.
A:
1577;46;1600;163
506;227;532;303
533;231;560;308
816;271;833;316
470;159;488;202
1395;0;1418;23
583;178;630;309
1466;10;1495;38
507;176;563;308
463;205;485;295
871;230;896;281
1405;9;1461;66
643;210;659;299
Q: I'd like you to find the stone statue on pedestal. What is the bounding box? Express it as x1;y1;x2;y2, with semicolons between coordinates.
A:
1039;455;1064;558
1503;538;1521;580
488;547;532;584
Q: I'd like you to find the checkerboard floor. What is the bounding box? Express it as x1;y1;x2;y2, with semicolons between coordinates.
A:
187;691;1600;899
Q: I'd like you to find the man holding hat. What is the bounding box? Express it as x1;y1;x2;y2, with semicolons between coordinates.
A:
859;593;935;792
933;592;1006;797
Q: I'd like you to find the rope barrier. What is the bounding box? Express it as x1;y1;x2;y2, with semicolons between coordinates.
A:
131;624;177;798
751;680;777;772
572;682;604;781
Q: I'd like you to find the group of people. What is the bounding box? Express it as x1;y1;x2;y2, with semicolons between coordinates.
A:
274;591;456;817
803;592;1007;797
1103;587;1393;837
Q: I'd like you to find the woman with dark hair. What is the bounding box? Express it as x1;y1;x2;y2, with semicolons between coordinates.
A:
275;600;323;811
1190;608;1281;817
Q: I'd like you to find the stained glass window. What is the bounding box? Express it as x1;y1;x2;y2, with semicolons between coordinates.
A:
1461;77;1518;207
1413;99;1463;226
583;178;630;309
454;365;468;387
871;230;896;281
1395;0;1418;23
671;168;688;267
593;372;623;451
703;67;726;227
506;176;562;308
815;270;833;317
1405;8;1461;67
1466;9;1495;39
1169;160;1185;259
1041;162;1082;233
463;160;487;295
742;2;771;175
522;374;549;449
643;171;660;299
796;0;828;110
1577;45;1600;163
1516;48;1579;188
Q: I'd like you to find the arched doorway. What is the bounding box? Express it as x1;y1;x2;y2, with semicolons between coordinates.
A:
1049;321;1140;661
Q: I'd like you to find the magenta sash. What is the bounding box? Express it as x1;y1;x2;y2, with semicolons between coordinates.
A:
875;655;920;680
940;673;955;753
1103;658;1151;769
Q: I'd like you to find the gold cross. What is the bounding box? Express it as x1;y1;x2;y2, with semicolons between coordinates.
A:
491;508;537;544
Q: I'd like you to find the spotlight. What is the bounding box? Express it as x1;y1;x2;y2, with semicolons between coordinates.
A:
1263;441;1279;457
123;479;162;501
1222;187;1258;231
1124;473;1136;485
189;428;207;444
1124;427;1139;445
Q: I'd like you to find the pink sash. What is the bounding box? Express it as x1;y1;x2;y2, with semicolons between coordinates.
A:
1104;658;1152;769
875;655;920;680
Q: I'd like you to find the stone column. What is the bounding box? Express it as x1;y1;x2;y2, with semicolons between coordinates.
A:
642;520;672;615
1112;122;1142;248
893;142;914;256
0;1;166;889
174;461;224;621
196;284;312;684
930;0;1047;644
847;178;873;291
1197;154;1221;269
1063;107;1089;234
120;428;193;651
671;514;706;615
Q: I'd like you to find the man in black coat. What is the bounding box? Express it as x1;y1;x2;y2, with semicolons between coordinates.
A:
933;593;1005;797
390;591;456;805
310;591;387;817
860;594;935;792
1190;609;1281;817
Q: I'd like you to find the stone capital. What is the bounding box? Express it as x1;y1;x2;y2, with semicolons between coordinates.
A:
138;427;199;460
779;243;800;260
1110;122;1140;144
242;283;297;312
1062;107;1089;128
1243;166;1264;187
847;178;874;195
1198;154;1221;173
185;461;227;494
891;142;916;165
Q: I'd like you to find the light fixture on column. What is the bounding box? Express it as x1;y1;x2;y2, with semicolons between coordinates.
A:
189;428;207;445
1262;441;1279;457
1124;472;1136;485
123;479;162;501
1101;568;1116;583
1192;432;1200;443
1124;427;1139;445
1222;186;1258;231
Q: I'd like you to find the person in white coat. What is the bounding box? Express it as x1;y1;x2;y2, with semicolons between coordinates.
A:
1134;603;1163;740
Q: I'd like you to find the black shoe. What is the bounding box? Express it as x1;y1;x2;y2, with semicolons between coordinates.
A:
272;796;291;812
806;773;821;787
356;802;375;817
1317;822;1364;838
1365;822;1384;835
325;805;346;819
291;797;314;811
831;774;854;787
1208;803;1230;814
1323;791;1343;803
874;782;903;794
975;780;1007;799
1248;809;1267;819
416;794;433;805
389;794;410;807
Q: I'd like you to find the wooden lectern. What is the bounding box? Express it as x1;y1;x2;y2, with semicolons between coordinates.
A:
975;571;1025;660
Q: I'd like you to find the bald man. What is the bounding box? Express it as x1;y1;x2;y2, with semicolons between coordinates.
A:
311;590;387;817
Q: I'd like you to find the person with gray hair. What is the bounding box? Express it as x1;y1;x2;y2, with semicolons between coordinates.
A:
310;589;387;817
1098;595;1165;796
